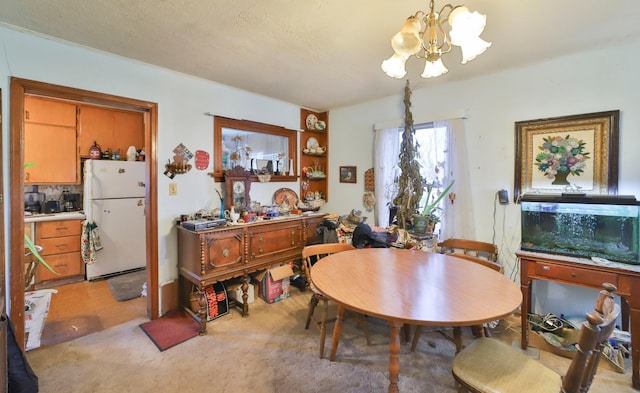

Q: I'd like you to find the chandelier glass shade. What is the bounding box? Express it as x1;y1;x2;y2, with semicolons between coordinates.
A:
381;0;491;79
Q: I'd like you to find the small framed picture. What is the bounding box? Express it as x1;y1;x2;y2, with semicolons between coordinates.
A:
339;166;357;183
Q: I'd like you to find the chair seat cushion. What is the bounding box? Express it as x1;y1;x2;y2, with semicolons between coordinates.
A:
452;338;562;393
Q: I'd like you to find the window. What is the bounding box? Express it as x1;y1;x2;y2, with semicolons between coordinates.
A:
412;122;449;213
375;118;471;240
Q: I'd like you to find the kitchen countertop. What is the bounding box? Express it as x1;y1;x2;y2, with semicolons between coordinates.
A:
25;211;86;223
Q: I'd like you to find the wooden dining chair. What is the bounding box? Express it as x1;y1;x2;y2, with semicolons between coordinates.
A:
452;283;620;393
302;243;371;358
437;238;499;261
411;239;501;353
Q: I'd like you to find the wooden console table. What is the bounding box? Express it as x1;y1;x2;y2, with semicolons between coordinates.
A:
517;249;640;389
178;213;325;334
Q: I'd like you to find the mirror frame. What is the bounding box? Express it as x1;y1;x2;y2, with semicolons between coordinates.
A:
210;116;298;182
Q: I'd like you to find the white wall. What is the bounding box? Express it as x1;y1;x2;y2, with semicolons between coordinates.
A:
328;37;640;317
0;27;301;309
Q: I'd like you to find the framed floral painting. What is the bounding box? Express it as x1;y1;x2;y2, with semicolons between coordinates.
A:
514;110;619;202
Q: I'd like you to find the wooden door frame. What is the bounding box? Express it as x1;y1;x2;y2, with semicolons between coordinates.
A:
9;78;159;348
1;88;7;389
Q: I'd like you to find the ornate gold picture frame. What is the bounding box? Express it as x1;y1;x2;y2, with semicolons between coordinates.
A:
514;110;619;202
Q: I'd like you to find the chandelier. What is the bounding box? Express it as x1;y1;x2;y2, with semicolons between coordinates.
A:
381;0;491;79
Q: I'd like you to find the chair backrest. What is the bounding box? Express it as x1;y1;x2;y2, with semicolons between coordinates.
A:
450;253;504;273
563;283;620;393
437;238;498;262
301;243;356;288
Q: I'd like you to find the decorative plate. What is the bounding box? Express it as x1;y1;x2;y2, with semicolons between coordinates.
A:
305;114;318;130
306;137;319;149
273;188;299;207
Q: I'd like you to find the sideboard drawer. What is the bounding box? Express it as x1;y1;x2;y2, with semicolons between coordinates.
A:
248;222;302;260
535;263;617;287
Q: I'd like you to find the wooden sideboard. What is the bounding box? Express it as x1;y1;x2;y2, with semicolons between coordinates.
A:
178;214;325;333
517;250;640;389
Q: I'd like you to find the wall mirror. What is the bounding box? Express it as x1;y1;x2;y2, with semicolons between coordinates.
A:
211;116;297;182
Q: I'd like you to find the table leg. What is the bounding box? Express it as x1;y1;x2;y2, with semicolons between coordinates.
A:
388;321;402;393
453;327;462;354
329;304;345;361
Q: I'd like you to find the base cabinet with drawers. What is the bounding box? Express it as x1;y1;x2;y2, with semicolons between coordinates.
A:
178;214;325;334
35;220;84;285
517;250;640;389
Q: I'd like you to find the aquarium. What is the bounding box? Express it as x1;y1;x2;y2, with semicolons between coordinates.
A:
520;194;640;265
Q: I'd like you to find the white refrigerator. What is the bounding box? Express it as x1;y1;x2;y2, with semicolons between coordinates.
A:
84;160;146;280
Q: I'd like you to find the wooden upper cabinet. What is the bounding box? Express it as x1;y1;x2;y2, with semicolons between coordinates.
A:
24;95;79;184
24;96;76;127
78;105;144;158
24;123;78;184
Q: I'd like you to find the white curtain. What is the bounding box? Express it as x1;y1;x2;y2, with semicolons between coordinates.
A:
373;126;400;227
438;118;475;239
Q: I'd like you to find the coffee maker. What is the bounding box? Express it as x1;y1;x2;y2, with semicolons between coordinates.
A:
62;193;81;212
24;192;44;214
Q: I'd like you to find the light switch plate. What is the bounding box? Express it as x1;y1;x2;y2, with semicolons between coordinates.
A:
169;183;177;195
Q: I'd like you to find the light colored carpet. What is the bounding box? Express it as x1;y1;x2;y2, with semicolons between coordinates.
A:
27;289;633;393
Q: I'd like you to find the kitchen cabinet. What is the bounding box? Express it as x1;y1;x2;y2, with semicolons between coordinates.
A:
24;96;76;127
35;220;84;285
77;105;144;159
178;213;325;334
24;96;79;184
300;109;329;202
24;123;79;184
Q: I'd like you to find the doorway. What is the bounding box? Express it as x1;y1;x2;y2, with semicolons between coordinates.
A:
9;78;159;348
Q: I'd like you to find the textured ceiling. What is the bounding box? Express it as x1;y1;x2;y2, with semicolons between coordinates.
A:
1;0;640;111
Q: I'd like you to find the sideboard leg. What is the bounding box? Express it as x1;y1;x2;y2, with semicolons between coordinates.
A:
241;275;250;317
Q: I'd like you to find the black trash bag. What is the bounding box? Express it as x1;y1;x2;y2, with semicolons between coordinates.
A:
352;223;391;249
6;315;38;393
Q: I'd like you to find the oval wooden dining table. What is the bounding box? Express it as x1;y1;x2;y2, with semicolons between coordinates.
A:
311;247;522;393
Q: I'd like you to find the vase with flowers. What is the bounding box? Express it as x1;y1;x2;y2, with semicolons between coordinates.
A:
412;180;455;235
535;135;590;186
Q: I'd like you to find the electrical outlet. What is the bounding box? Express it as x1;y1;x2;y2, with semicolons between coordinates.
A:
498;189;509;205
169;183;177;195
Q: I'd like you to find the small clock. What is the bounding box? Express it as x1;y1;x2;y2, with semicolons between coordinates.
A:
225;166;252;211
233;181;245;194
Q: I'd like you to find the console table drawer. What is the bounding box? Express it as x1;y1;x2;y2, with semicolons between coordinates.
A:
535;263;617;287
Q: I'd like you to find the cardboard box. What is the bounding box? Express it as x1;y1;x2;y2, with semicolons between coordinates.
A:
528;328;577;359
253;264;294;304
226;281;255;304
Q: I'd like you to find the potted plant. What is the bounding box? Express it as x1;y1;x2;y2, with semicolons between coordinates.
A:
412;180;455;235
393;81;424;231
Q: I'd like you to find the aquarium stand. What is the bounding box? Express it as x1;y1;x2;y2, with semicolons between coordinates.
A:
517;249;640;390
